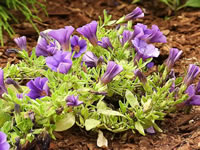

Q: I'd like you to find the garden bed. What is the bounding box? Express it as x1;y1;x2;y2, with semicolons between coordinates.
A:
2;0;200;149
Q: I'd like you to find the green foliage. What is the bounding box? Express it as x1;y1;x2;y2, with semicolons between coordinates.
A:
0;9;191;149
0;0;47;46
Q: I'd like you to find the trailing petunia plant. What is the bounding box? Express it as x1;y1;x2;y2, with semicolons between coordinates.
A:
0;7;199;149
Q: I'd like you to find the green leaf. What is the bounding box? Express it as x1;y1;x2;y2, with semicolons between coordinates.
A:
55;113;75;132
98;109;126;117
85;119;100;131
0;111;11;127
125;90;139;108
135;121;145;135
184;0;200;7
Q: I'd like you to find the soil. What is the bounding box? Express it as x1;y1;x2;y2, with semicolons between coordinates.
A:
2;0;200;149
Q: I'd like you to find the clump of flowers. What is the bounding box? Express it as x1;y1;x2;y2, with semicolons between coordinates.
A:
1;7;199;149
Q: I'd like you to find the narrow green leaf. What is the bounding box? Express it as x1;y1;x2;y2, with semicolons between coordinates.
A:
98;109;126;117
125;90;139;108
135;121;145;135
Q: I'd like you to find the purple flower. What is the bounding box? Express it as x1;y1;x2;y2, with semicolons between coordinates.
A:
133;23;167;43
77;21;98;46
165;48;182;70
48;26;74;51
132;38;160;62
82;51;104;68
146;126;155;134
17;93;23;99
146;62;154;69
0;69;7;97
66;95;83;106
71;35;87;58
134;69;147;84
0;131;10;150
46;51;72;74
101;61;123;84
184;64;200;87
125;7;144;21
27;77;50;99
36;38;58;57
98;37;113;50
184;83;200;105
14;36;27;50
120;30;134;46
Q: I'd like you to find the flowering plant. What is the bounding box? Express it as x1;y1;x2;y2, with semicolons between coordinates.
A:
0;7;199;149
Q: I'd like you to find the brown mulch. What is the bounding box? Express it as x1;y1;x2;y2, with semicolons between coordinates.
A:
2;0;200;149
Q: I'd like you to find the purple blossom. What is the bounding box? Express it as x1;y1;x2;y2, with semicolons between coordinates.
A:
17;93;23;99
48;26;74;51
46;51;72;74
82;51;104;68
134;69;147;84
0;69;7;97
184;83;200;105
184;64;200;87
36;38;58;57
120;30;134;46
66;95;83;106
165;48;182;70
77;21;98;46
101;61;123;84
71;35;87;58
125;7;144;21
132;38;160;62
0;131;10;150
27;77;50;99
98;37;113;50
146;62;154;69
14;36;27;50
146;126;155;134
133;23;167;43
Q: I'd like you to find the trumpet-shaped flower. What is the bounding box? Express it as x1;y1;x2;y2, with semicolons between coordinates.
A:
101;61;123;84
66;95;83;106
117;7;144;24
120;30;134;46
71;35;87;58
184;82;200;105
132;38;160;61
36;38;58;57
82;51;104;68
48;26;74;51
133;23;167;43
165;48;182;70
46;51;72;74
77;21;98;46
125;7;144;21
134;69;147;84
0;69;7;97
184;64;200;87
98;37;113;50
0;131;10;150
14;36;27;50
27;77;50;99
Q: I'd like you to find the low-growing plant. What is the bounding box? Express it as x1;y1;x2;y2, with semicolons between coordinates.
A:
0;0;47;46
132;0;200;11
0;7;200;149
